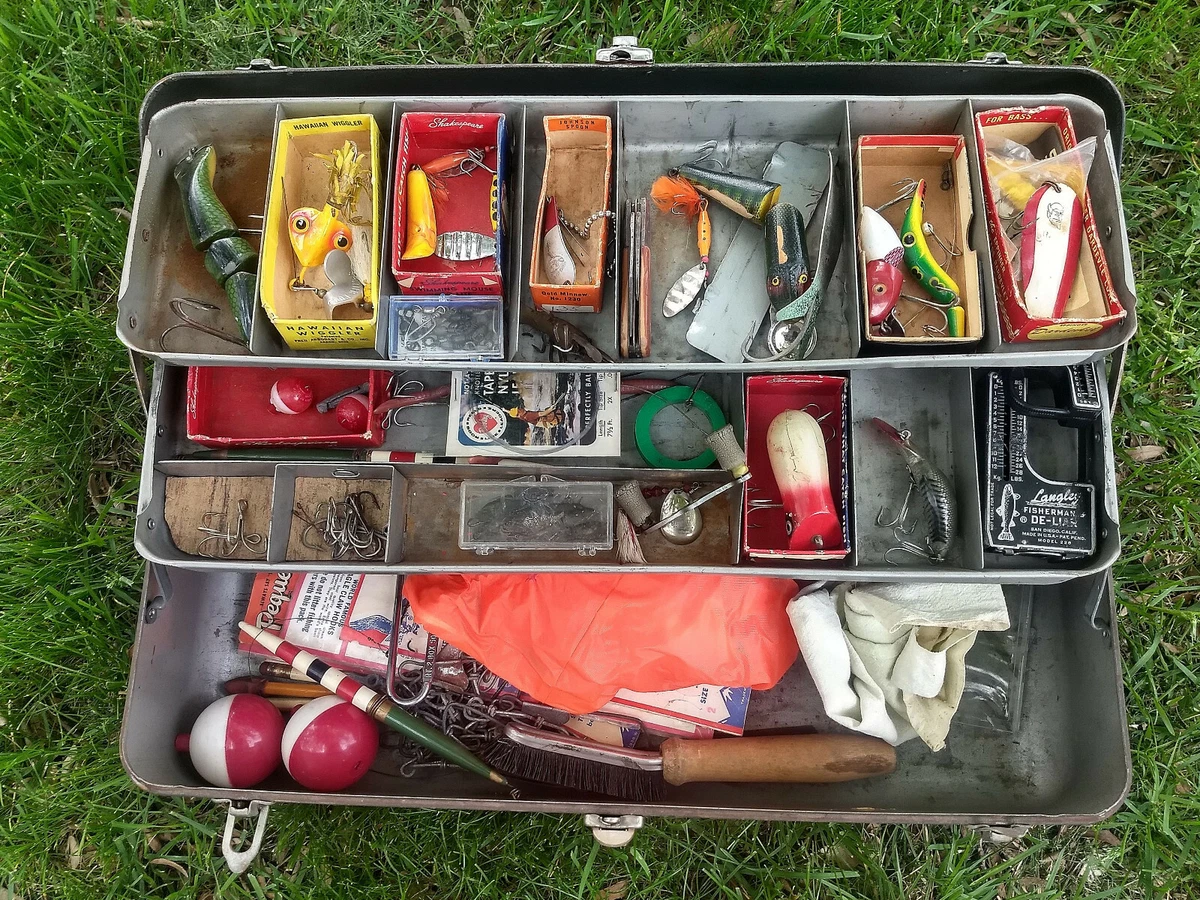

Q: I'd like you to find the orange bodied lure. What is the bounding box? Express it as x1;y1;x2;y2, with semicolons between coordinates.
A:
401;166;438;260
288;205;353;282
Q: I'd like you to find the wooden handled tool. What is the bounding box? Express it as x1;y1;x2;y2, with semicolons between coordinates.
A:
486;723;896;802
660;733;895;786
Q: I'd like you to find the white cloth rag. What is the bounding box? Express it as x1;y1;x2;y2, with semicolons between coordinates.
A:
787;582;1010;751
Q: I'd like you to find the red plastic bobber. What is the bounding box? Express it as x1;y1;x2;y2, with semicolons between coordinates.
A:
269;376;314;414
174;694;284;789
281;695;379;792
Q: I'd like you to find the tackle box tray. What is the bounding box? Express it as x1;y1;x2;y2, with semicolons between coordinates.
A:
118;64;1138;373
122;565;1129;825
118;53;1135;855
134;360;1121;584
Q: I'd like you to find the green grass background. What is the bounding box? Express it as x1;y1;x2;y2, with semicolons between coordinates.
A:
1;0;1198;897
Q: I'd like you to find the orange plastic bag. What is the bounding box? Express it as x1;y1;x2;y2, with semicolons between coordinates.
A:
403;573;799;714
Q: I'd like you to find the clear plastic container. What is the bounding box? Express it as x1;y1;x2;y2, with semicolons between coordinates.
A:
387;296;504;362
459;476;614;556
957;586;1033;733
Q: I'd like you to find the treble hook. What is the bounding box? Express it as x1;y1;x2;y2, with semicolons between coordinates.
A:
922;221;962;265
885;541;936;565
160;298;246;351
897;293;953;336
875;178;920;212
876;479;918;535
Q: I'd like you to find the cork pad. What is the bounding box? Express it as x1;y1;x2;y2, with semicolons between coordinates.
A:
163;476;273;559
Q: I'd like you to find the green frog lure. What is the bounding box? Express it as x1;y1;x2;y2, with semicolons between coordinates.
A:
174;145;257;342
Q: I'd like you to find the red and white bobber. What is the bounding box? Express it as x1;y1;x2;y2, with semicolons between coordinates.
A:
281;695;379;792
269;376;314;414
174;694;284;789
334;393;371;433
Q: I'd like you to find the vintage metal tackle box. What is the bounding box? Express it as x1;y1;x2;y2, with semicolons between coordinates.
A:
118;45;1135;866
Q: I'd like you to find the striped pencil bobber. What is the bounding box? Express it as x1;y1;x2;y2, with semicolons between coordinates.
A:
175;694;284;789
282;695;379;792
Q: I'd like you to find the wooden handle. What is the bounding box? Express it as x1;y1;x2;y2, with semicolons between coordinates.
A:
659;734;896;786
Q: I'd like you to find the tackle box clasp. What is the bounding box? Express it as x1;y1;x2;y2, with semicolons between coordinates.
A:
596;36;653;64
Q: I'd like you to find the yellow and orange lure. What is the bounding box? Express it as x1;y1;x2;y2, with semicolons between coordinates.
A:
401;166;437;260
288;140;368;285
288;205;353;283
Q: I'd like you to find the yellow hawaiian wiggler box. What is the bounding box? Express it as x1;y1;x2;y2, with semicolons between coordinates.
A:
259;114;381;350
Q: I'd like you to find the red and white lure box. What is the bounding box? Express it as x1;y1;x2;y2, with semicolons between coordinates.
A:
743;374;851;561
186;366;389;448
974;105;1125;342
391;112;508;296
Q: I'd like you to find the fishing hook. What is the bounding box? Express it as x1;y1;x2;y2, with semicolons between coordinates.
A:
160;298;246;351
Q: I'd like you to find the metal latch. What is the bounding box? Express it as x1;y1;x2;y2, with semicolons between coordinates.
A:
219;799;271;873
980;51;1022;66
596;37;653;64
584;814;644;848
238;58;285;71
968;823;1030;844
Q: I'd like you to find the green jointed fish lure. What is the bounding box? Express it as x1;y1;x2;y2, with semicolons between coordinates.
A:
174;145;257;341
174;145;239;249
900;179;959;305
673;161;781;225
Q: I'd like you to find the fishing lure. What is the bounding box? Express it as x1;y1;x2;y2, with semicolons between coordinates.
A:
672;161;781;225
174;144;239;250
871;417;955;563
173;144;256;341
289;140;370;280
744;150;844;363
858;207;905;326
222;271;257;342
401;166;438;260
650;174;704;217
540;196;576;285
289;206;353;268
900;179;960;305
1019;181;1082;319
766;410;841;552
436;231;498;261
763;203;812;321
321;249;365;313
423;146;496;204
653;175;712;318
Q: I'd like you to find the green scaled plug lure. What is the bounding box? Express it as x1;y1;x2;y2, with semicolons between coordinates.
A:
174;145;257;342
673;161;781;225
900;178;960;306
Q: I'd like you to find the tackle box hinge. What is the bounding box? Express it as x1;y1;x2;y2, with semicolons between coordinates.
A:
979;51;1022;66
596;36;653;64
584;814;645;848
142;563;173;624
218;799;272;874
239;58;286;71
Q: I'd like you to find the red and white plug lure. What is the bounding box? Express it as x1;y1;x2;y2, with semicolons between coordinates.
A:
1019;182;1083;319
765;410;841;552
859;207;905;326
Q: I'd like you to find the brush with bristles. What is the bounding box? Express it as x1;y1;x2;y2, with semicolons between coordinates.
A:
482;722;896;802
